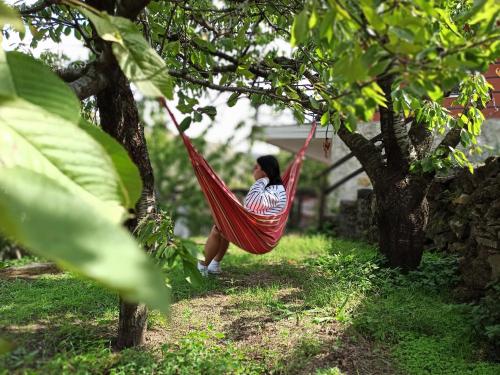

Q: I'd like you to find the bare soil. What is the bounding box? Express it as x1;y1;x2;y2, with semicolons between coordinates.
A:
144;268;397;374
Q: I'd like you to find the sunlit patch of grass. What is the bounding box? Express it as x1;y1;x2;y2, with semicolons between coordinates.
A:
315;367;345;375
393;335;500;375
0;255;42;269
209;233;331;268
0;274;117;327
147;310;168;329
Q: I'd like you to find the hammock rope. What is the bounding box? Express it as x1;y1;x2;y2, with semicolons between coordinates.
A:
160;98;316;254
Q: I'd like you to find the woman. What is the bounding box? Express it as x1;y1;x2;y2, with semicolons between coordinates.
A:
197;155;287;276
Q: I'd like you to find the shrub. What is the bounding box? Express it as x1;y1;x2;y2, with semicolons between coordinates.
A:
471;283;500;361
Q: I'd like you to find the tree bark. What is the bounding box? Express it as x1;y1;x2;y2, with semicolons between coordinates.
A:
374;175;429;271
96;58;157;349
116;298;148;348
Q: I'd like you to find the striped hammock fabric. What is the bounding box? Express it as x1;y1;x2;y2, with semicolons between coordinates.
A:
161;99;316;254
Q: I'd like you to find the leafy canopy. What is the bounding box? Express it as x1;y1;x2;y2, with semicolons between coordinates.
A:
8;1;498;174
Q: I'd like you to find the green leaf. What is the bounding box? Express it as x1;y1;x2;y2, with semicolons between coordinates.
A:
179;116;192;131
362;84;387;108
236;65;254;79
79;120;142;209
227;92;239;107
182;259;203;286
359;0;384;31
193;111;202;122
0;1;23;31
309;96;320;109
0;337;11;355
81;8;174;99
0;97;126;222
320;112;329;126
333;53;367;83
435;9;461;37
198;105;217;120
390;27;415;43
368;58;391;77
0;47;15;96
166;40;181;56
345;113;357;132
318;10;335;41
79;8;123;44
425;83;443;101
332;112;341;131
308;9;318;29
291;9;308;46
0;167;170;314
1;51;81;124
464;0;499;25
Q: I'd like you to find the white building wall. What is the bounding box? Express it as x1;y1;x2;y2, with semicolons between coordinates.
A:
263;119;499;209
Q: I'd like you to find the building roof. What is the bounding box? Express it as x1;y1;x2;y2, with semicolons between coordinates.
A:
444;61;500;118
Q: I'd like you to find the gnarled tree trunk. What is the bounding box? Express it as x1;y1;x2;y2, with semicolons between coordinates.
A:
96;58;156;349
336;74;438;271
375;177;429;270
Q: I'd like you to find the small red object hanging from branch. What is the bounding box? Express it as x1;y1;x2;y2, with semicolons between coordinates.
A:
323;122;332;159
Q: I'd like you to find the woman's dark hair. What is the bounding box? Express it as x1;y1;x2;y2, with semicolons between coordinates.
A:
257;155;283;187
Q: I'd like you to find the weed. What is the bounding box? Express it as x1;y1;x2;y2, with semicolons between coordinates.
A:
471;282;500;361
315;367;345;375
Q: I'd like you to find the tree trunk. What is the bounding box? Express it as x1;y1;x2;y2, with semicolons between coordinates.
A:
116;298;148;348
374;177;429;271
96;59;156;349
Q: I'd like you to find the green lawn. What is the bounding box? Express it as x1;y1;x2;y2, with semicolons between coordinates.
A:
1;234;498;374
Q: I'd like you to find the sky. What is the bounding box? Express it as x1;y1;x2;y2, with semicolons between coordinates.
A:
2;0;298;155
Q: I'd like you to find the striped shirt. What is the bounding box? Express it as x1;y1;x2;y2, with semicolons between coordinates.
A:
244;177;287;215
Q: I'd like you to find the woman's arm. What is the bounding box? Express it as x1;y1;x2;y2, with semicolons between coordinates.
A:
244;177;276;212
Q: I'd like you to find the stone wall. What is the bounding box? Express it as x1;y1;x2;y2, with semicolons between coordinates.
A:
332;188;378;243
426;157;500;290
331;157;500;291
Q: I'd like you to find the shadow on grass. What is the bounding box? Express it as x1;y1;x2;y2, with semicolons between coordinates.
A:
0;274;118;372
350;285;500;375
168;261;308;302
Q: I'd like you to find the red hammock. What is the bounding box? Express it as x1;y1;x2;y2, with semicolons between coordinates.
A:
160;99;316;254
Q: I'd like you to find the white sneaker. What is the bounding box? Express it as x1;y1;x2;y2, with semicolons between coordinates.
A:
207;260;222;274
197;261;208;277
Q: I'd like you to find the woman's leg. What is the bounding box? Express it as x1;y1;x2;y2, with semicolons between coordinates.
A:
201;226;223;266
214;237;229;262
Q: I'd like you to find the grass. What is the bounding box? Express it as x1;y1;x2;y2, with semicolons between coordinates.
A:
0;256;43;269
1;234;499;374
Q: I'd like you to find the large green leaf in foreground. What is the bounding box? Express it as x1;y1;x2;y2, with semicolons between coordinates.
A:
2;51;81;124
79;120;142;210
0;97;126;222
0;167;170;313
80;8;174;99
0;50;140;212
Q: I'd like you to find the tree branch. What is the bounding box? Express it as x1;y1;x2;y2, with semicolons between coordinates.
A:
378;75;412;174
55;65;87;81
158;4;177;55
18;0;59;15
437;127;461;152
116;0;151;20
337;124;386;185
408;119;434;159
68;64;109;100
168;69;298;104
